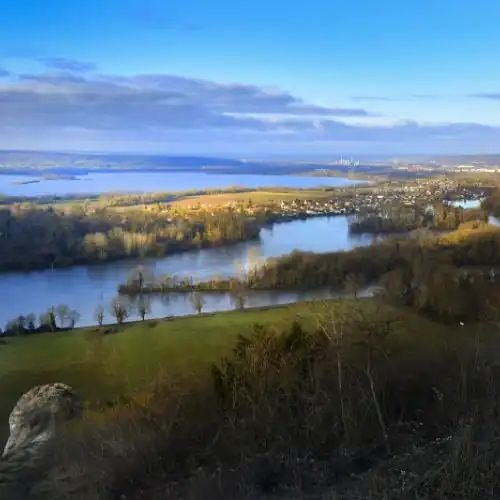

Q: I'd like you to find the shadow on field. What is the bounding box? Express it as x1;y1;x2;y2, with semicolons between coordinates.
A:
31;302;500;499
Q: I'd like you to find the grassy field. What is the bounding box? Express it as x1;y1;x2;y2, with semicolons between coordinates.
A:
4;298;500;498
0;298;491;444
32;187;338;212
0;304;313;441
168;188;333;208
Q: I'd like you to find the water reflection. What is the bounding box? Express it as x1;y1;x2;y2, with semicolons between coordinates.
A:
1;216;376;327
121;287;375;324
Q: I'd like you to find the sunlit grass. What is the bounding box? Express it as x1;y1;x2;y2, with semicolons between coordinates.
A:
168;188;332;208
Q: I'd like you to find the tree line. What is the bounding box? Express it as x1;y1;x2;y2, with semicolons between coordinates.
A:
349;202;487;234
245;221;500;322
117;266;249;311
0;204;261;271
1;304;80;336
1;296;154;336
1;287;250;335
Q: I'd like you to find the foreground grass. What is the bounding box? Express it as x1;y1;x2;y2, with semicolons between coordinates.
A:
0;303;318;441
31;297;500;499
1;298;488;445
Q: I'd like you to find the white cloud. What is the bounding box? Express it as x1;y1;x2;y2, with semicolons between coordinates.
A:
38;57;96;73
1;68;499;153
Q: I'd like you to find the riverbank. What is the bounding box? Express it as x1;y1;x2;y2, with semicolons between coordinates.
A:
0;176;487;273
0;215;377;328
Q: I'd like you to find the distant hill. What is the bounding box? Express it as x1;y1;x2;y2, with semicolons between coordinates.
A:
0;150;372;176
0;150;246;174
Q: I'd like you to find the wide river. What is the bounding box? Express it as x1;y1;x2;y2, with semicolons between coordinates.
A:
0;216;378;328
0;171;360;197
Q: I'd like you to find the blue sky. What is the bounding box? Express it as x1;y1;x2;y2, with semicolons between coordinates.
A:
2;0;500;156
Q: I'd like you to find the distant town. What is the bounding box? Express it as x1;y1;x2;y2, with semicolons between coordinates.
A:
176;177;490;219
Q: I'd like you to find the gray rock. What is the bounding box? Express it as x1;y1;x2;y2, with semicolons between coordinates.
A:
0;383;81;498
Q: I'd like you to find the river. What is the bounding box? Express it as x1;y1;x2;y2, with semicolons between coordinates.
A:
449;199;483;209
0;171;361;197
0;216;378;328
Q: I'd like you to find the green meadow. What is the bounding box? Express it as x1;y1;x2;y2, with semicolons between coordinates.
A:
0;304;309;441
0;299;489;443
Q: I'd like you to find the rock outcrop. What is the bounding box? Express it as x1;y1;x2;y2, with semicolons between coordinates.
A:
0;383;81;498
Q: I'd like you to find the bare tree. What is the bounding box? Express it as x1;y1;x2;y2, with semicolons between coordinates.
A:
40;307;57;332
314;300;397;453
315;302;350;443
68;309;81;329
5;316;26;335
137;295;152;321
56;304;71;328
25;313;36;331
127;265;154;291
110;297;129;324
231;286;247;310
344;273;364;299
94;305;105;326
190;292;205;315
16;315;26;331
355;305;399;454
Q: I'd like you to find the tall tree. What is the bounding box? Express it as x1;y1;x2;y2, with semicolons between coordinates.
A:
190;292;205;315
94;305;105;326
110;297;129;324
137;295;152;321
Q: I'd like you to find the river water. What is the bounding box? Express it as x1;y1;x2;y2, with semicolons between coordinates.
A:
0;171;361;197
449;199;483;209
1;216;378;328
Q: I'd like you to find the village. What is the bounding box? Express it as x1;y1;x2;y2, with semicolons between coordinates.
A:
276;180;488;217
180;177;491;220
